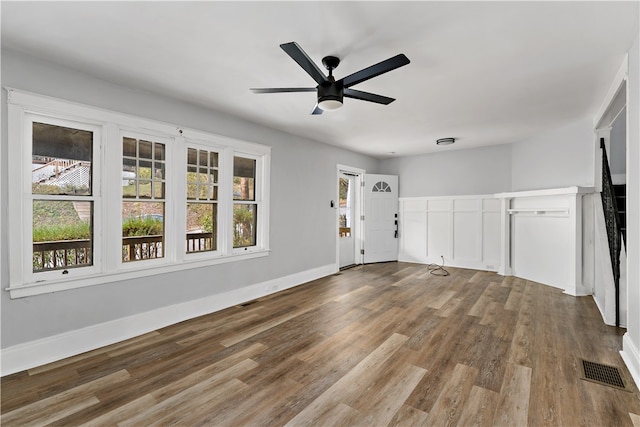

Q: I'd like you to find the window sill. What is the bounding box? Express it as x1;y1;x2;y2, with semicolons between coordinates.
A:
5;249;270;299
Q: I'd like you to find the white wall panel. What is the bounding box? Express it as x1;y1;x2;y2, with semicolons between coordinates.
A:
453;212;478;261
400;210;427;263
482;211;501;270
427;211;450;260
399;195;500;271
512;215;569;288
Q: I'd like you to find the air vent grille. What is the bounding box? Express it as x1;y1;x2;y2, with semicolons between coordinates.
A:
580;359;627;391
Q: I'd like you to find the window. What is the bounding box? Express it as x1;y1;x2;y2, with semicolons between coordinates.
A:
372;181;392;192
233;156;257;248
186;147;218;253
339;177;351;237
7;89;270;298
122;136;166;262
31;121;95;273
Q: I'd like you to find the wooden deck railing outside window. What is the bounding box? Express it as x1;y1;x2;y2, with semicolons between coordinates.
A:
34;232;215;271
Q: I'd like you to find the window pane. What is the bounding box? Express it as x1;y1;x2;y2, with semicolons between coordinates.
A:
32;200;92;272
198;150;208;167
139;160;152;182
122;158;136;198
210;152;218;168
187;183;197;200
122;201;164;262
154;162;165;180
187;148;218;203
122;137;165;201
154;143;165;161
139;140;153;159
186;202;216;253
123;137;137;157
339;177;351;237
153;181;165;199
187;148;197;165
32;122;92;196
138;180;152;198
199;185;212;200
233;157;255;201
233;204;256;247
198;169;209;184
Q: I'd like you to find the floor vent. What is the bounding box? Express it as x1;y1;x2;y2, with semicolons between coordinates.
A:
580;359;628;391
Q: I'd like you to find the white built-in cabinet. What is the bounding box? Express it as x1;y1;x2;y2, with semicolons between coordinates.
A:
399;187;594;295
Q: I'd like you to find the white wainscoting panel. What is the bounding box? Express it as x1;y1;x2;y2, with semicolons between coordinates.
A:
399;195;500;271
400;199;427;263
495;186;594;295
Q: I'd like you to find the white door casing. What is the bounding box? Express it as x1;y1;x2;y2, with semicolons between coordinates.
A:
364;174;399;263
338;172;356;268
336;164;365;269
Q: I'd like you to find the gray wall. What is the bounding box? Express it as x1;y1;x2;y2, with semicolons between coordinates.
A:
610;106;627;176
0;49;379;348
379;117;596;199
510;117;595;191
379;144;513;197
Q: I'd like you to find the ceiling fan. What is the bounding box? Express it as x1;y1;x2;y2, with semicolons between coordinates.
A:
250;42;410;115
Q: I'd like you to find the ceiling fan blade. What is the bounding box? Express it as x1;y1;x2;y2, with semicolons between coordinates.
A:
340;54;410;88
344;88;395;105
280;42;327;86
250;87;316;94
311;104;324;115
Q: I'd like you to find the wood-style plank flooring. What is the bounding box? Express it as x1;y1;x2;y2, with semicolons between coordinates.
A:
2;262;640;426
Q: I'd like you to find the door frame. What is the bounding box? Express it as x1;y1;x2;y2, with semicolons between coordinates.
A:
336;164;365;269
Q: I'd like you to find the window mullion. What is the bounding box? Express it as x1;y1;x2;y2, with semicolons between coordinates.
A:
257;153;270;250
104;123;121;272
173;136;187;263
219;148;234;255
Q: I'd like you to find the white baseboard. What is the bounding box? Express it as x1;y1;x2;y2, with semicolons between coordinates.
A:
1;263;337;377
621;333;640;390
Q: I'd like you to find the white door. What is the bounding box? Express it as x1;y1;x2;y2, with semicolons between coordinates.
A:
364;174;399;263
338;172;356;268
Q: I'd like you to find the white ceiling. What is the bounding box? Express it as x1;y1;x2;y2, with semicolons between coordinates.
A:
2;1;638;158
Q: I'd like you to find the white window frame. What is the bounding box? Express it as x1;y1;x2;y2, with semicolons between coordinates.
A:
117;129;174;270
16;113;103;284
182;139;224;261
6;88;271;299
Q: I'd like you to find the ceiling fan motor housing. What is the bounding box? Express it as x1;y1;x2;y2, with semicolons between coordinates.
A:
318;79;344;104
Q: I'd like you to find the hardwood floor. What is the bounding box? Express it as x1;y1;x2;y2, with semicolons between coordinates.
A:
2;262;640;426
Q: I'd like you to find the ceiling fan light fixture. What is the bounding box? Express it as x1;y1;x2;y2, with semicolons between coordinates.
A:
318;98;343;111
436;137;455;146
